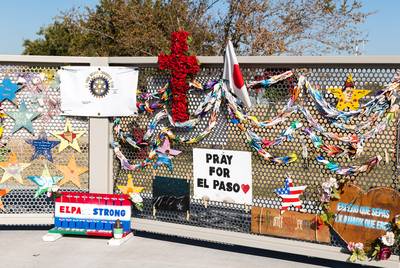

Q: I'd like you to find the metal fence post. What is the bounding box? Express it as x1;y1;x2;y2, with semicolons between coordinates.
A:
88;57;114;193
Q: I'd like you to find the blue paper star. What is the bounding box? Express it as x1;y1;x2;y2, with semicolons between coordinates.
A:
7;100;40;134
26;132;60;162
0;78;20;104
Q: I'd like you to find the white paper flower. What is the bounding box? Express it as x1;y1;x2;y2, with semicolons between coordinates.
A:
381;231;395;246
130;193;143;203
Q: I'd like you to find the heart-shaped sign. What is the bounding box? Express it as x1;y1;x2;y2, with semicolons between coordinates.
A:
329;183;400;246
241;184;250;194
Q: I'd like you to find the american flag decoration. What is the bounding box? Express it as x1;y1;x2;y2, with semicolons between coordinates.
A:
275;176;307;214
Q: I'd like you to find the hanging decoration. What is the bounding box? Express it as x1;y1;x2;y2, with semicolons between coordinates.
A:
117;174;144;211
0;77;21;104
158;30;200;122
7;100;40;134
112;70;299;172
51;119;85;153
27;164;62;198
316;155;382;176
112;29;400;177
0;188;10;210
274;176;307;214
0;152;31;184
26;132;60;162
223;40;252;108
327;74;370;111
56;155;88;188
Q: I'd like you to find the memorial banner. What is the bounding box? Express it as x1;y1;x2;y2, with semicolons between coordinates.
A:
59;66;138;117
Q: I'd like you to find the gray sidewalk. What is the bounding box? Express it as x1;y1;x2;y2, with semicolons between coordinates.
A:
0;230;336;268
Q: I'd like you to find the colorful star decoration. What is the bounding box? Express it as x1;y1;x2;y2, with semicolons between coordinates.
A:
27;164;62;198
117;174;144;195
51;120;85;152
0;78;20;104
56;155;88;188
0;152;31;184
7;100;40;134
156;138;182;156
117;174;144;211
327;74;370;111
0;188;10;210
26;132;60;162
274;176;307;214
154;138;182;171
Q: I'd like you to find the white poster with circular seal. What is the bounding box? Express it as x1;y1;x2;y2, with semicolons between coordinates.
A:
193;148;252;205
59;66;138;117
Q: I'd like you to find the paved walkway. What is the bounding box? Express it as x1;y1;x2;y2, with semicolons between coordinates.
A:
0;231;354;268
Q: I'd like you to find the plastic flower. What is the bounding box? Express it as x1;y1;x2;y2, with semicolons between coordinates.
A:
376;247;392;261
381;231;395;246
129;192;143;204
347;242;366;262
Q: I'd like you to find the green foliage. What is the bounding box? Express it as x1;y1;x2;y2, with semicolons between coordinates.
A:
23;0;371;56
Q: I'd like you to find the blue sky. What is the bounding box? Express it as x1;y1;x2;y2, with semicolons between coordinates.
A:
0;0;399;55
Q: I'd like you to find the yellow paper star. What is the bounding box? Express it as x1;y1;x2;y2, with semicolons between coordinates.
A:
56;155;88;188
0;152;31;184
0;188;10;210
51;120;85;152
327;74;370;111
117;174;144;195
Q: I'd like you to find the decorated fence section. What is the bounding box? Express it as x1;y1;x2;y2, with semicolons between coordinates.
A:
112;53;400;260
50;192;131;237
0;64;90;215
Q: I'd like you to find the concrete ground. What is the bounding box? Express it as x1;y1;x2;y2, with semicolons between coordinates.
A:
0;231;359;268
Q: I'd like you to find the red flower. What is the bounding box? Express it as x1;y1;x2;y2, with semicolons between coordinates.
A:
377;247;392;261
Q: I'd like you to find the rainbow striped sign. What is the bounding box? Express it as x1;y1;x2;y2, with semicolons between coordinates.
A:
49;192;131;237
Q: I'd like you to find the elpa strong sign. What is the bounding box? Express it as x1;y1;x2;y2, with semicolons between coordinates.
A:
49;192;131;237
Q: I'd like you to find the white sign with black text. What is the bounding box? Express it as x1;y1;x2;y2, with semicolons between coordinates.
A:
193;148;252;205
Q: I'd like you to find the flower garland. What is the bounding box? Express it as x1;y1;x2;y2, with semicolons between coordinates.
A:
319;178;400;262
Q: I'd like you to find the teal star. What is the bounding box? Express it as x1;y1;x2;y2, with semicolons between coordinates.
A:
27;164;62;198
7;100;40;134
0;78;20;104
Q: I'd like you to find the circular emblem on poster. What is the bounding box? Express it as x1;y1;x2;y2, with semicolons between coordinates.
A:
86;69;114;98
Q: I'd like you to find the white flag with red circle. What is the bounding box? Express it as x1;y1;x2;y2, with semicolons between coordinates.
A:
222;40;252;108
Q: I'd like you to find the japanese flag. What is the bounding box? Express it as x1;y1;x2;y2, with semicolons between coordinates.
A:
223;40;252;108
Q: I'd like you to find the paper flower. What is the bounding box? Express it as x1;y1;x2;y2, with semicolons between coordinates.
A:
381;231;395;247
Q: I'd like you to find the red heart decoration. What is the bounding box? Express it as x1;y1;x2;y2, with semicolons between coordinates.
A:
241;184;250;194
